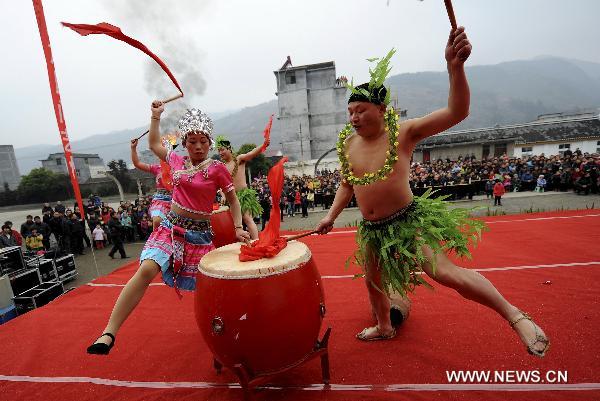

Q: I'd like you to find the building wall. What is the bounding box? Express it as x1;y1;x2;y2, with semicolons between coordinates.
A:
276;64;347;162
513;139;600;158
41;154;105;183
0;145;21;190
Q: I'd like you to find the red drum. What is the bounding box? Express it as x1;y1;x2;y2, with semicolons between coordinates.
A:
210;206;237;248
195;241;325;375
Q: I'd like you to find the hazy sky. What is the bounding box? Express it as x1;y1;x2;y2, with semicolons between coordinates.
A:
1;0;599;150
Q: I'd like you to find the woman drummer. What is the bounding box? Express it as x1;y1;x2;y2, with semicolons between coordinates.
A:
87;101;250;355
130;136;173;230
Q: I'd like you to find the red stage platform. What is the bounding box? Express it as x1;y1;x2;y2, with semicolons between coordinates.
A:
1;209;599;400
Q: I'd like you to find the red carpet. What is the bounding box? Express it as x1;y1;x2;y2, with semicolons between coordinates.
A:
1;209;599;401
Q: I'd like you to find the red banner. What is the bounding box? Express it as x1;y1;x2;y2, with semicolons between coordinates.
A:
32;0;85;218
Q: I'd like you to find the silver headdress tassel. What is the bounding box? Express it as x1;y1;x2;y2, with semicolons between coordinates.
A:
177;108;214;146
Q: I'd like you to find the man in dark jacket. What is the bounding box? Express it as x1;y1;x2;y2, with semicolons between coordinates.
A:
20;215;36;238
33;216;51;250
107;212;128;259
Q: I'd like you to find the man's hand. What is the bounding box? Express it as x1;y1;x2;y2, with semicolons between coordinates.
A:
130;139;138;149
445;26;471;67
315;216;334;235
235;227;251;243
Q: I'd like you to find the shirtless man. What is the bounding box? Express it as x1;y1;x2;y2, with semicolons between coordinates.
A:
315;27;549;358
217;135;270;239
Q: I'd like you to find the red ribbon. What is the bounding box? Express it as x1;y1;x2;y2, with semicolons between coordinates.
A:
239;157;288;262
61;22;183;94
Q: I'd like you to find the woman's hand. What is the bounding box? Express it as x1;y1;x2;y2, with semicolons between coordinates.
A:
151;100;164;117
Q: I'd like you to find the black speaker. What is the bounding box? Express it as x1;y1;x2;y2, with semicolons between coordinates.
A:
0;246;25;276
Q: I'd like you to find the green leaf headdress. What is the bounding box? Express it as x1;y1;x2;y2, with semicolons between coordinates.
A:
215;135;232;151
346;48;395;106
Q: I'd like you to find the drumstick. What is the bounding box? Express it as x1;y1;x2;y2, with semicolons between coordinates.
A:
134;129;150;141
285;230;319;242
444;0;457;29
162;93;184;104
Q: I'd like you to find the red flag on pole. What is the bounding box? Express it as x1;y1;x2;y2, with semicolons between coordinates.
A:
61;22;183;94
32;0;85;219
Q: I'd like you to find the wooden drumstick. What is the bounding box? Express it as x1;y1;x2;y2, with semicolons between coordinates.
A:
162;93;184;104
444;0;457;29
285;230;319;242
134;129;150;141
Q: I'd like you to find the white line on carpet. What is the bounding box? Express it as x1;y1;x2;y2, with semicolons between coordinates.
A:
87;261;600;286
1;375;598;392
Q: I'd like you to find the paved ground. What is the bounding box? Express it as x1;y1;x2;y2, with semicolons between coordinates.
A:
3;191;599;292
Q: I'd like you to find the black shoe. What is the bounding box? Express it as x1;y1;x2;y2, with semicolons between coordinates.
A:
121;256;130;259
109;254;115;259
87;333;115;355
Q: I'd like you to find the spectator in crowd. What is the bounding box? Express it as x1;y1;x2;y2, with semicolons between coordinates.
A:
259;191;271;230
120;211;135;242
54;201;66;215
535;174;547;192
42;202;53;215
25;228;44;252
108;211;128;259
493;178;505;206
92;224;106;249
33;215;51;250
0;224;18;248
301;190;309;218
3;221;22;246
20;215;36;238
484;179;494;199
574;172;592;195
69;213;85;255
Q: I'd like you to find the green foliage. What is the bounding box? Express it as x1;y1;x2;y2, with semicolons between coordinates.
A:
346;48;396;105
107;159;133;191
16;168;72;204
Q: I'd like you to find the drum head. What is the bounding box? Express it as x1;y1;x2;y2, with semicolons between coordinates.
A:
199;241;311;279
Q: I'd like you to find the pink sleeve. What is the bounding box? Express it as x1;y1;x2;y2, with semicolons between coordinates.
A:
148;164;161;176
167;150;183;169
214;162;234;193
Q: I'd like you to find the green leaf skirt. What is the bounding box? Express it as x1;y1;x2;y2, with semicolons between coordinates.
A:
236;188;263;218
353;189;488;297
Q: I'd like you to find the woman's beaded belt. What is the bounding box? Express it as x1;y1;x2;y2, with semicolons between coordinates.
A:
166;211;211;231
155;189;172;196
363;201;416;228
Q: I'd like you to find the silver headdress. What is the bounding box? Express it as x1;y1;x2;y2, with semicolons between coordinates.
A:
177;108;214;145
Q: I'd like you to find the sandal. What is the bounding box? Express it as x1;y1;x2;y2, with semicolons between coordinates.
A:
509;310;550;358
356;326;397;342
87;333;116;355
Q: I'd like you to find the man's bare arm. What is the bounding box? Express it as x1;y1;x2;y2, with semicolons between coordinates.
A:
403;26;472;145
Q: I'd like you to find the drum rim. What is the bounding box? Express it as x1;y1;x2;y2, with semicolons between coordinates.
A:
198;242;312;279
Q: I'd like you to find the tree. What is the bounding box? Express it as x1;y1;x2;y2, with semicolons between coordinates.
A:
237;143;272;182
107;159;134;192
17;168;71;203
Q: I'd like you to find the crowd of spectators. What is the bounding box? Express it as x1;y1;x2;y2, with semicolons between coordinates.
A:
1;194;155;258
1;151;598;254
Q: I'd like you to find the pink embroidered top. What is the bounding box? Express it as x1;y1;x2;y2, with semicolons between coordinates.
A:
167;151;234;217
148;164;167;190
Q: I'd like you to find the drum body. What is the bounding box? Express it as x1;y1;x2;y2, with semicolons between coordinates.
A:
210;206;237;248
195;242;324;375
